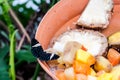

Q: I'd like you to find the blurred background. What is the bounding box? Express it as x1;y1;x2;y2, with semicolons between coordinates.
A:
0;0;59;80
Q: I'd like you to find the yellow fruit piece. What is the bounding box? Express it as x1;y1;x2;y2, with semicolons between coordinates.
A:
76;49;95;66
94;56;113;72
97;73;113;80
88;75;97;80
111;65;120;80
89;68;96;76
108;31;120;45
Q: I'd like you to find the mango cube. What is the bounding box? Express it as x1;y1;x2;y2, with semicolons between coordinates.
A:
76;49;95;66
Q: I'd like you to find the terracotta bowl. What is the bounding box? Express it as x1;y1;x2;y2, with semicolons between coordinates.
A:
35;0;120;79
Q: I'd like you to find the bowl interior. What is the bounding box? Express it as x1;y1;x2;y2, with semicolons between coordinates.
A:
35;0;120;79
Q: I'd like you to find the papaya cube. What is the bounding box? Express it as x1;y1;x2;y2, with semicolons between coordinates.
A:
73;60;90;75
55;70;66;80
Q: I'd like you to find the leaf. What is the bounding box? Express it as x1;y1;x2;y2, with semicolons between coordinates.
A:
0;30;9;40
0;59;8;71
16;50;36;63
0;60;10;80
0;45;9;60
0;76;10;80
22;45;31;49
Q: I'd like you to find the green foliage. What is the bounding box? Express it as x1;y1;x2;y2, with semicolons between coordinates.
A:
0;0;59;80
0;45;9;60
0;46;10;80
10;3;35;26
0;60;10;80
16;49;36;63
1;0;16;80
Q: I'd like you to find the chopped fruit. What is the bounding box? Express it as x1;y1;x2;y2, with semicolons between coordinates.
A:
77;0;113;29
64;67;75;80
107;48;120;66
62;41;82;66
76;74;87;80
108;31;120;45
94;56;112;72
75;49;96;66
73;60;90;75
88;75;97;80
97;73;113;80
89;68;96;76
53;30;108;57
55;70;66;80
96;70;106;77
111;65;120;80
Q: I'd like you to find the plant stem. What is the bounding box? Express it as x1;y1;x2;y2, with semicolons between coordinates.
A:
9;30;17;80
1;0;16;80
32;63;40;80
